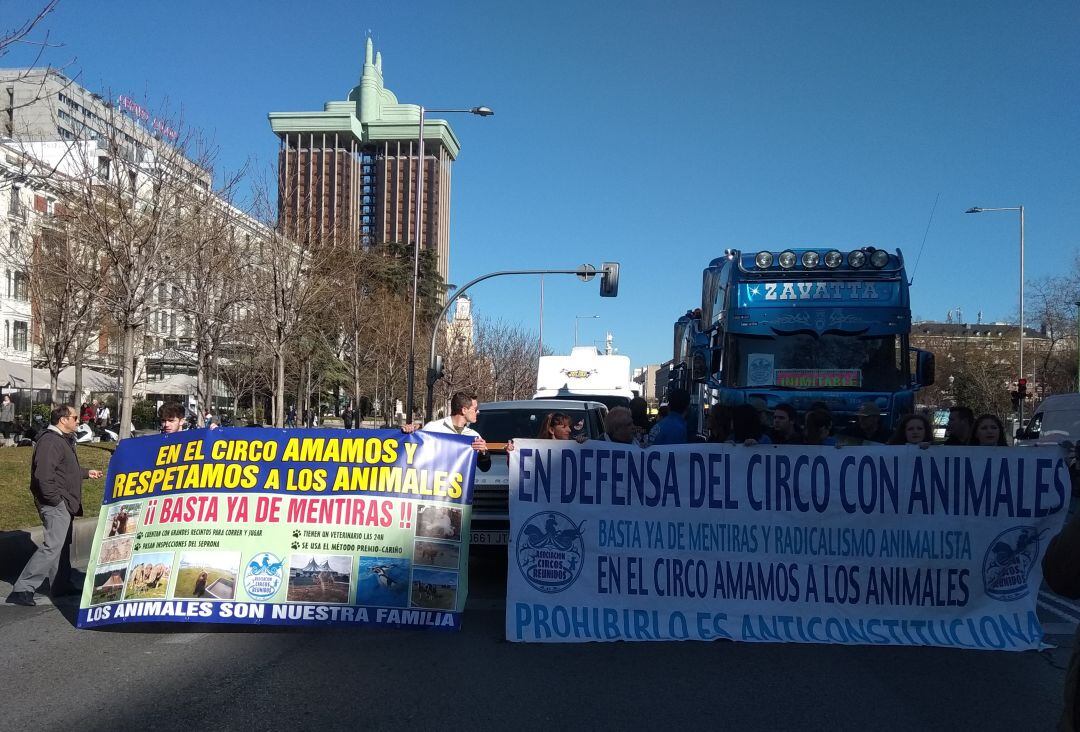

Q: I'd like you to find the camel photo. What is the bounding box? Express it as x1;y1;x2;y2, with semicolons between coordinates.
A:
124;553;173;600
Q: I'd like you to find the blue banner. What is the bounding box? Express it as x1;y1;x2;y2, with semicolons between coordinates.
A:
507;442;1069;648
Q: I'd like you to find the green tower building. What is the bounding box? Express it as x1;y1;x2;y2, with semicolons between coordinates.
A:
268;39;461;284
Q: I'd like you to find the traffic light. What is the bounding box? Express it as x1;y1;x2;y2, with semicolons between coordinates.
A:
1017;378;1027;398
427;355;444;388
600;262;620;297
1010;390;1020;409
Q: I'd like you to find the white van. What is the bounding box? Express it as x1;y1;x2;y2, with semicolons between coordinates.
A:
1016;393;1080;446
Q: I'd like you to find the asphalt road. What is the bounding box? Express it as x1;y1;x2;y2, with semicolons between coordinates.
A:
1;546;1076;731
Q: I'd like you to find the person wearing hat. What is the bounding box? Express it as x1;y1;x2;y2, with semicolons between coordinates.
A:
844;402;891;444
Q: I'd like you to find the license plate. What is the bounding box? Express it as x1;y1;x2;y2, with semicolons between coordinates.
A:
471;530;509;546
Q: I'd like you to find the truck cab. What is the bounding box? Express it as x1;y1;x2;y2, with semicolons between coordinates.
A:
673;247;934;436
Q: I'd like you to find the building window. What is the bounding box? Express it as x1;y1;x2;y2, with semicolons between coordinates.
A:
12;321;27;352
97;157;109;180
13;271;28;301
3;320;8;347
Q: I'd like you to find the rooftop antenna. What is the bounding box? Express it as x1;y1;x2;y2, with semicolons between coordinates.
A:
908;192;939;286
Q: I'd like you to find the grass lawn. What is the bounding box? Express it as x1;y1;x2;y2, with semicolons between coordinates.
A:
0;445;113;532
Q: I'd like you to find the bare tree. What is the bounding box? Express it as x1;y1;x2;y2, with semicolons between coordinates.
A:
362;290;412;424
245;179;334;427
172;178;252;417
1026;254;1080;396
59;102;223;437
0;1;73;104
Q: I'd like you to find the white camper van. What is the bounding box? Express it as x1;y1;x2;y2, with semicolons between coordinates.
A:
533;346;638;410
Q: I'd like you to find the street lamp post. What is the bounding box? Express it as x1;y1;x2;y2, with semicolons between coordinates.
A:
965;205;1025;422
405;105;493;422
574;315;599;347
1075;301;1080;393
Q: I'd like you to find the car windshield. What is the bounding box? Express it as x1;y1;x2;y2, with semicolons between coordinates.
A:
728;333;905;391
1039;410;1080;440
473;408;589;443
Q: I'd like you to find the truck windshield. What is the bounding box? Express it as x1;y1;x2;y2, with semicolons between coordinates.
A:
727;333;905;391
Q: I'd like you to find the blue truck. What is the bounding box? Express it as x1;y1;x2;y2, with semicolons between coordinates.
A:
669;246;935;438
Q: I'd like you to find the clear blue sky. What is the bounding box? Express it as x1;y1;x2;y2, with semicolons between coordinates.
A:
5;0;1078;367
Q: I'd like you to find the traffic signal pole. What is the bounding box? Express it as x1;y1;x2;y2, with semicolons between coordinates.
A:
423;264;620;422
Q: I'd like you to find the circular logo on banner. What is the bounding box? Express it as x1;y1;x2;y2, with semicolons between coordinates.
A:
244;552;284;599
515;512;586;593
982;526;1044;602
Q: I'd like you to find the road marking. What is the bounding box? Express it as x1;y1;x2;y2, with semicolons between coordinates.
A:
160;633;208;644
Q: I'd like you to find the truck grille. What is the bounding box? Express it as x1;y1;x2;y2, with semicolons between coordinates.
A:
472;483;509;517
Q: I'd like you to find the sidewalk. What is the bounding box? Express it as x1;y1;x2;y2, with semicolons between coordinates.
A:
0;516;98;583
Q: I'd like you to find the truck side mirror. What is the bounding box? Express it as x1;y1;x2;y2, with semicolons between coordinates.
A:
915;349;935;387
691;352;708;383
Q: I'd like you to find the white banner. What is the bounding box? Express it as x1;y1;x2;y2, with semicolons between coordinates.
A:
506;442;1070;648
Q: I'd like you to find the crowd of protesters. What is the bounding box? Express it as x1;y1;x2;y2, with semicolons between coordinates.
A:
586;388;1017;451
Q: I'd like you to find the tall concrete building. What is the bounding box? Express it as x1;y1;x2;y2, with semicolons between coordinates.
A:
268;39;461;284
0;68;211;190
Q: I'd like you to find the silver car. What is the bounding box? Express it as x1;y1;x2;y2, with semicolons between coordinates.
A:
468;399;609;546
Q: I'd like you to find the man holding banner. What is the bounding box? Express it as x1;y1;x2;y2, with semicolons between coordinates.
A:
6;405;103;606
414;392;491;472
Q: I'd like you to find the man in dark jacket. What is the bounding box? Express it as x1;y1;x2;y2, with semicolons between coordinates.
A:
5;404;103;606
1044;493;1080;730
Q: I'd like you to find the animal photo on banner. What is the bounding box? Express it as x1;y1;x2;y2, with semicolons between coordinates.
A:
410;568;458;610
413;540;460;569
124;552;174;600
287;554;352;603
106;502;141;537
98;536;134;565
416;504;462;541
174;551;241;600
356;557;410;607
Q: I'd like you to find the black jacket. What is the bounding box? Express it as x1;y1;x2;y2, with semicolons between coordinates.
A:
1043;508;1080;730
30;428;89;515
